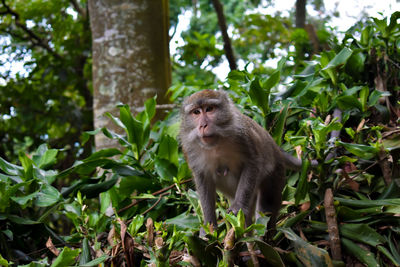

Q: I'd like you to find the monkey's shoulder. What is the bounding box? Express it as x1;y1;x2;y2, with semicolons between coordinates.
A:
235;114;279;150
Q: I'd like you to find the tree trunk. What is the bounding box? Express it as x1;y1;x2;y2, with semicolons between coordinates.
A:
88;0;171;150
295;0;306;28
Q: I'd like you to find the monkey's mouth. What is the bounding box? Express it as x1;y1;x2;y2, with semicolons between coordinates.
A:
201;135;218;145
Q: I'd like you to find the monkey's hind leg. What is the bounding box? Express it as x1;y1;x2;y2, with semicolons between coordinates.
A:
256;167;285;240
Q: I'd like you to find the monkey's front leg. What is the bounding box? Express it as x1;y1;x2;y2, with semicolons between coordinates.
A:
228;167;257;226
194;172;217;235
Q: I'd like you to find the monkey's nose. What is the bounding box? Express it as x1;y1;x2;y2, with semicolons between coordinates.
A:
199;125;206;134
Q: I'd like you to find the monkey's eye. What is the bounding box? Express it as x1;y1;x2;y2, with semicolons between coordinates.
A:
192;109;201;115
205;106;214;113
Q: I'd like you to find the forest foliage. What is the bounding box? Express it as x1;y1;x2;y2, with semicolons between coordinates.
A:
1;0;400;266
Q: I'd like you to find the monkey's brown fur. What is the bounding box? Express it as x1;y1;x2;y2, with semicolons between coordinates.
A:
180;89;301;232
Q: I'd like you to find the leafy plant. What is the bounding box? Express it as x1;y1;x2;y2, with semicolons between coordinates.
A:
1;10;399;267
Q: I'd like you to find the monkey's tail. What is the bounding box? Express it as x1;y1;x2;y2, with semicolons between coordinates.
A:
282;151;318;171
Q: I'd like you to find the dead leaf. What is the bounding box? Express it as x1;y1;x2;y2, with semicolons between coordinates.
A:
46;237;60;256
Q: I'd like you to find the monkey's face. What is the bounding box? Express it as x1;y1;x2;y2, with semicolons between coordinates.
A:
180;90;234;149
190;105;220;146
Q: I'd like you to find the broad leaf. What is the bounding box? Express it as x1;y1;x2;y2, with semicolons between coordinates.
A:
249;77;270;115
281;228;333;266
341;238;379;267
340;224;385;246
337;141;379;159
50;247;80;267
165;212;200;230
35;184;62;207
294;160;310;205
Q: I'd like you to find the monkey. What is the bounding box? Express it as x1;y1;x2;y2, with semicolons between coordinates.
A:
179;89;306;235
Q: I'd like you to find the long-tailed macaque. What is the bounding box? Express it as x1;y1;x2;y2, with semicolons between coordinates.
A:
179;89;304;232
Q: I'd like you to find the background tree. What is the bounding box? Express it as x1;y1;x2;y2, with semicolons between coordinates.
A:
0;0;92;167
88;0;171;150
0;0;399;265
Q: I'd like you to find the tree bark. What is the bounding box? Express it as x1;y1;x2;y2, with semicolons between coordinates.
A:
295;0;306;28
88;0;171;150
211;0;237;71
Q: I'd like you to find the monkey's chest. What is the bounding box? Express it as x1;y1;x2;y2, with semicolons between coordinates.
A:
202;147;243;200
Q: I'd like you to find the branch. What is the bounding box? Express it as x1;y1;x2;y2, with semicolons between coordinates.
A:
378;145;392;185
325;108;342;162
0;0;62;59
141;192;170;216
118;178;193;214
69;0;86;19
211;0;237;71
324;188;342;261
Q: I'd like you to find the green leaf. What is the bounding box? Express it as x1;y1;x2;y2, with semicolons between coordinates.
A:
373;18;388;36
271;104;289;146
59;158;121;177
368;90;391;107
342;85;363;96
0;157;23;176
335;197;400;208
128;215;145;236
388;233;400;265
50;246;80;267
77;255;109;267
118;105;144;155
8;215;40;225
281;228;333;266
340;224;385;246
359;86;369;112
84;148;121;161
165;212;200;230
387;11;400;34
322;47;353;70
80;176;118;199
11;191;39;206
1;181;28;209
293;64;317;79
360;26;373;46
249;77;269;115
382;134;400;151
341;238;379;267
225;210;246;237
99;191;111;214
239;237;284;267
345;51;365;78
144;96;156;122
336;95;362;111
112;165;143;177
227;70;248;81
158;135;179;166
377;245;400;266
35;184;62;207
321;47;352;85
0;254;8;267
82;129;101;145
32;144;58;169
79;237;91;265
119;176;155;197
337;141;379;159
294;160;310;205
263;70;280;91
154;158;177;181
19;152;34;180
